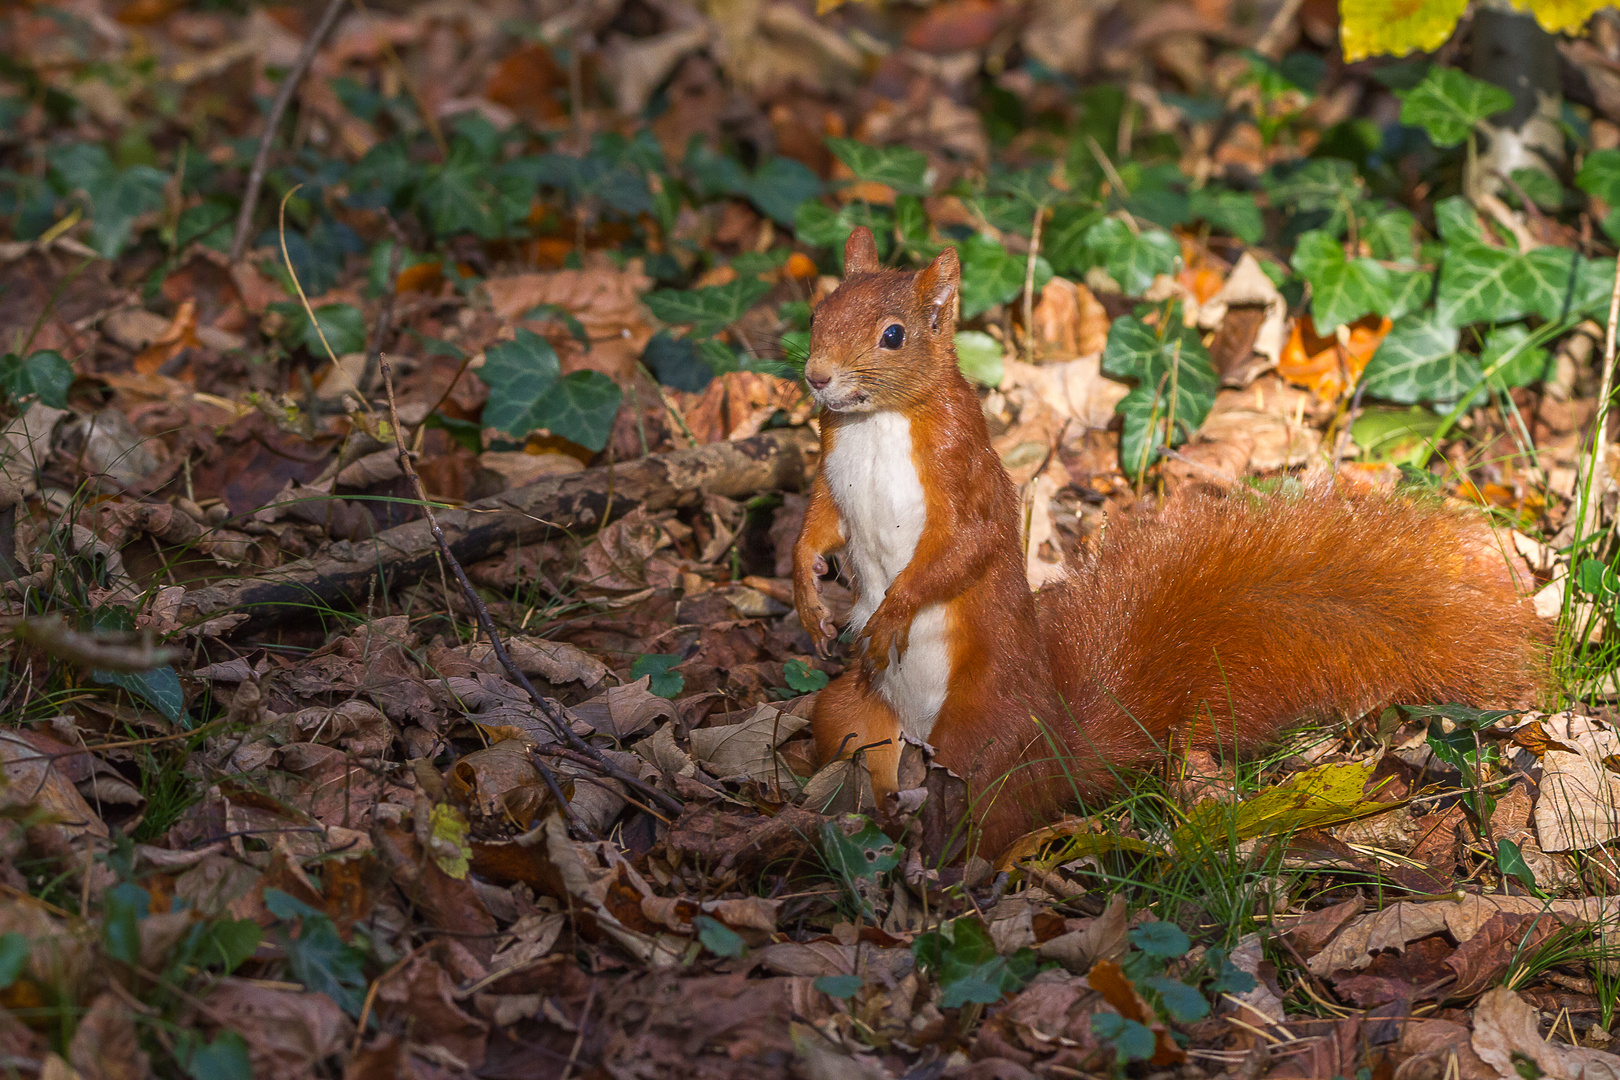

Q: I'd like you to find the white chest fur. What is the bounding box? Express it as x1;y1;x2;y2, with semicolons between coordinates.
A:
822;411;950;740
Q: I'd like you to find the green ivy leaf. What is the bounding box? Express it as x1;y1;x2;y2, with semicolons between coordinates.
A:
1571;256;1619;317
1435;243;1573;328
92;665;184;723
0;933;28;989
913;916;1038;1008
1188;188;1264;244
825;137;931;196
631;653;685;698
814;974;863;999
1043;205;1106;277
1142;975;1210;1022
266;888;369;1016
193;918;262;974
746;157;823;226
1384;268;1434;320
1361;312;1474;404
1084;218;1179;296
1482;324;1549;389
187;1032;252;1080
1362;206;1419;261
1433;198;1484;246
1101;316;1218;477
794;200;894;255
48;142;167;258
644;278;773;337
959;236;1051;319
1497;838;1538;892
0;349;73;408
103;882;150;967
1398;67;1514;148
479;330;560;435
1205;946;1258;995
643;332;714;392
478;332;620;451
1265;159;1363;228
1129;921;1192;959
695;915;747;959
1292;230;1392;331
532;370;621;452
783;658;829;693
1509;168;1563;212
820;816;899;885
1091;1013;1159;1064
954;330;1005;387
1577;148;1620;205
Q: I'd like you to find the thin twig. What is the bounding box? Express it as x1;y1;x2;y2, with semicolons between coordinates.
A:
375;353;599;841
558;980;598;1080
1574;253;1620;563
228;0;347;263
1252;0;1306;59
1022;203;1046;365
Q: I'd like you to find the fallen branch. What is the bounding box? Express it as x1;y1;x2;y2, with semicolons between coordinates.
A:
179;428;814;635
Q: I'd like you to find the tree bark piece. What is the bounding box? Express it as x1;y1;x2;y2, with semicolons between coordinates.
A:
180;429;815;636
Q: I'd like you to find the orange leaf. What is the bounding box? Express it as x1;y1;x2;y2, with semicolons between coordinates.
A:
526;236;573;269
484;43;567;124
133;299;199;377
1278;313;1390;402
1087;959;1187;1066
1510;720;1578;758
395;260;443;294
1278;315;1342;400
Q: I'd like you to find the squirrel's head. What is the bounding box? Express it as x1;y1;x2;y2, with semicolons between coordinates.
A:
803;226;960;414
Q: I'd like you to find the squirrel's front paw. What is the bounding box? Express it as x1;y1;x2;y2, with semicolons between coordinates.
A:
793;556;838;656
860;607;912;676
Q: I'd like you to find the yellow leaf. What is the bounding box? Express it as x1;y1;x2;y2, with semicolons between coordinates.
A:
995;816;1161;872
428;802;472;880
1171;760;1397;852
1519;0;1610;33
1339;0;1468;62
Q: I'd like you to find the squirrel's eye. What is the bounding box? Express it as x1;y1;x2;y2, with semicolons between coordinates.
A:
880;324;905;349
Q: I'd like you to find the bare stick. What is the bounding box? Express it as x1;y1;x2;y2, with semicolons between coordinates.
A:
1022;203;1046;365
1575;254;1620;560
375;355;602;839
228;0;348;263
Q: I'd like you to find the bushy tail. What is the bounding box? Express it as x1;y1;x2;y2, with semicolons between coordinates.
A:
1038;483;1550;769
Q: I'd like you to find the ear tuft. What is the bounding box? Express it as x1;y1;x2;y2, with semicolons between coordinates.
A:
843;227;879;276
914;246;960;333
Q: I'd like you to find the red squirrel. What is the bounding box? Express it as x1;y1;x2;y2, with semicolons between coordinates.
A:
793;227;1547;857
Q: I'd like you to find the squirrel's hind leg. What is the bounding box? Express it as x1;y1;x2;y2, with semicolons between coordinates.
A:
812;671;903;798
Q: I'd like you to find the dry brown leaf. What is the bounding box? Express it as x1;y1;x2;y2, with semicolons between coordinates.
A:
68;993;148;1080
1038;894;1128;973
1533;712;1620;853
1445;910;1567;999
1308;895;1620;977
1472;987;1620;1079
573;678;679;740
687;703;810;782
201;979;353;1080
1028;277;1110;360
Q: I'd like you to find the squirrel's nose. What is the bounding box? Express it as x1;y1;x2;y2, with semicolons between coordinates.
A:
806;372;831;390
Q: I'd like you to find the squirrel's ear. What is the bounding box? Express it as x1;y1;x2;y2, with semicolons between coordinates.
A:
914;246;960;332
843;227;879;276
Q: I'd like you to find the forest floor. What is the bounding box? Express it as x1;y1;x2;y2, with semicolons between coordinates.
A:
4;0;1620;1077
